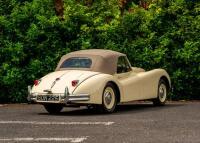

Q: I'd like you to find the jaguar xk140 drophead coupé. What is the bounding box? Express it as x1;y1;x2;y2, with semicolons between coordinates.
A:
28;49;171;113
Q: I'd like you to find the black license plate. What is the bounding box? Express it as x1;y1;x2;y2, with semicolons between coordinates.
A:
37;95;60;101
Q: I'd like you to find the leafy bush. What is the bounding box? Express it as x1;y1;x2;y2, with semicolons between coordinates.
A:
0;0;199;102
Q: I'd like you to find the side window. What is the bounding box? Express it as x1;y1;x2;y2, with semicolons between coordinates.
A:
117;56;131;74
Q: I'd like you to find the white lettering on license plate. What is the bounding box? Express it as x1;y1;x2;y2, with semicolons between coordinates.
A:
37;95;59;101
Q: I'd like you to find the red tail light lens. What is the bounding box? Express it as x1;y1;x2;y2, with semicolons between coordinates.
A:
72;80;79;87
34;80;40;86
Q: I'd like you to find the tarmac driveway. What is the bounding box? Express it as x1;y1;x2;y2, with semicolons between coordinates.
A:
0;102;199;143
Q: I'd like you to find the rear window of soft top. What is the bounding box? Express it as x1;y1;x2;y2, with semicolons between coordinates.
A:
60;57;92;68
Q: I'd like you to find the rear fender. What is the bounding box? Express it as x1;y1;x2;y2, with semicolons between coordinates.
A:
72;74;122;104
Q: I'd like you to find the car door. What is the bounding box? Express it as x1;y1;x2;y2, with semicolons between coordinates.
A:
114;56;141;102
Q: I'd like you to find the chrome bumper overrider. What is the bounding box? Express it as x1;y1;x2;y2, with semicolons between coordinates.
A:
27;86;90;104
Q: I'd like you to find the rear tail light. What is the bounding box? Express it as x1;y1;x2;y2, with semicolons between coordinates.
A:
34;79;41;86
72;80;79;87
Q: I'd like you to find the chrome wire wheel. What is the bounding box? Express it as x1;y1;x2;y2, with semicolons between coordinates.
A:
102;83;117;113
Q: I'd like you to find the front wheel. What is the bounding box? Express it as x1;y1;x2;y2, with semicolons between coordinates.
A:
101;83;117;113
153;79;168;106
43;104;63;114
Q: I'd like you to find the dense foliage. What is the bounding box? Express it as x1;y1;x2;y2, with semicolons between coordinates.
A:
0;0;199;102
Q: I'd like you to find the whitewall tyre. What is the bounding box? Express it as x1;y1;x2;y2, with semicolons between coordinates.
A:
153;79;168;106
102;83;117;113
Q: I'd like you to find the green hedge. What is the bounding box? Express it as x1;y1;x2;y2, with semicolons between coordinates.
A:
0;0;199;103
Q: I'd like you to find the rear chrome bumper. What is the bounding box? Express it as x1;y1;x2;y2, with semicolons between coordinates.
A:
27;86;90;104
65;94;90;102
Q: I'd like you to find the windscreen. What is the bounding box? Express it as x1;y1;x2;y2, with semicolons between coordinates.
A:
60;57;92;68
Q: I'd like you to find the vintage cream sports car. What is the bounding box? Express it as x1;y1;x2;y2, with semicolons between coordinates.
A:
28;49;171;113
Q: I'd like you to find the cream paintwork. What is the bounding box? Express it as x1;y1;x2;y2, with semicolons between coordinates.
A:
115;68;170;102
30;54;170;105
32;70;100;94
72;74;122;104
31;68;170;104
59;68;170;104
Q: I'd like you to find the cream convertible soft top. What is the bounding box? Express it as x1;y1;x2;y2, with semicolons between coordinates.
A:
55;49;126;75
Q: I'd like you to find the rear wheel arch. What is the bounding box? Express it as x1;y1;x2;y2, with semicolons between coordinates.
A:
107;81;121;103
160;76;170;91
